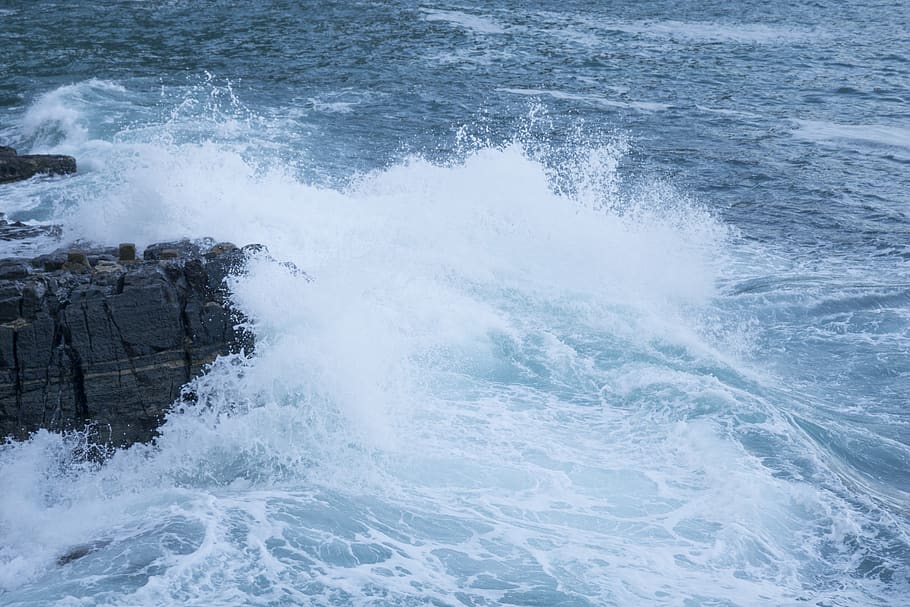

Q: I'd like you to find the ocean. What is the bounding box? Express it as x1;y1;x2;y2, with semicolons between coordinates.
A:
0;1;908;605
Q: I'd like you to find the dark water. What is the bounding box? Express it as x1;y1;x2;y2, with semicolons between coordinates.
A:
1;1;908;605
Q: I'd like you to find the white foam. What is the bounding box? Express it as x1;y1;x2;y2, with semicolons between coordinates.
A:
499;87;669;112
421;9;505;35
309;99;356;114
20;79;128;152
0;135;737;596
306;90;378;115
1;85;905;605
792;119;910;150
695;104;760;118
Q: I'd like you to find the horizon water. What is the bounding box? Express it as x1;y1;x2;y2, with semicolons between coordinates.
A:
1;1;908;606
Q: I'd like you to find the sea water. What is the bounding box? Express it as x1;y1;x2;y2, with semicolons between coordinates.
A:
0;1;908;605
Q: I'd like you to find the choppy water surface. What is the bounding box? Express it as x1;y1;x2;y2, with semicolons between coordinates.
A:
0;1;908;605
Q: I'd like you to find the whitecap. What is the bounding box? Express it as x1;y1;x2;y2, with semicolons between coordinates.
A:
792;119;910;150
499;87;669;112
20;79;129;151
421;8;505;35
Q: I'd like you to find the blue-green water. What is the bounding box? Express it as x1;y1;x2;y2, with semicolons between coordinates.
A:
0;1;908;605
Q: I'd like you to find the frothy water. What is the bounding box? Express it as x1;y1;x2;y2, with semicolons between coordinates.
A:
2;1;909;604
0;86;904;607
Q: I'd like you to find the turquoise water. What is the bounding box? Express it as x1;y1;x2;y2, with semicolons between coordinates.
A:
0;1;908;605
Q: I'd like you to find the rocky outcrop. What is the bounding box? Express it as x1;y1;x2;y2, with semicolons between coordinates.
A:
0;213;62;244
0;146;77;184
0;238;256;447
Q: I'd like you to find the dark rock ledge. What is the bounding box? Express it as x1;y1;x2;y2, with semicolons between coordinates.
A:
0;146;77;184
0;234;258;448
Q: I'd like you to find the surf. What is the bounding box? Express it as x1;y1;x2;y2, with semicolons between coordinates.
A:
0;67;907;605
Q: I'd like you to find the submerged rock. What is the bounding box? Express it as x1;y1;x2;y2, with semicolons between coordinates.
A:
57;539;112;566
0;237;257;447
0;146;77;184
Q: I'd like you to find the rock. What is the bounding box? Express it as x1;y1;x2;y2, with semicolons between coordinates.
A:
62;250;91;274
31;252;67;272
0;237;256;447
57;539;111;566
206;242;239;258
0;259;30;280
118;243;136;262
94;260;123;274
143;240;203;261
0;218;62;244
0;147;77;184
67;251;88;265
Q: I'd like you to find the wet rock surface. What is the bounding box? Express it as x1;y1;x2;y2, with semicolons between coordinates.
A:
0;237;256;447
0;146;77;184
0;215;62;244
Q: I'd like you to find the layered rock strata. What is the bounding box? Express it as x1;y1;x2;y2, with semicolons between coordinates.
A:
0;238;255;447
